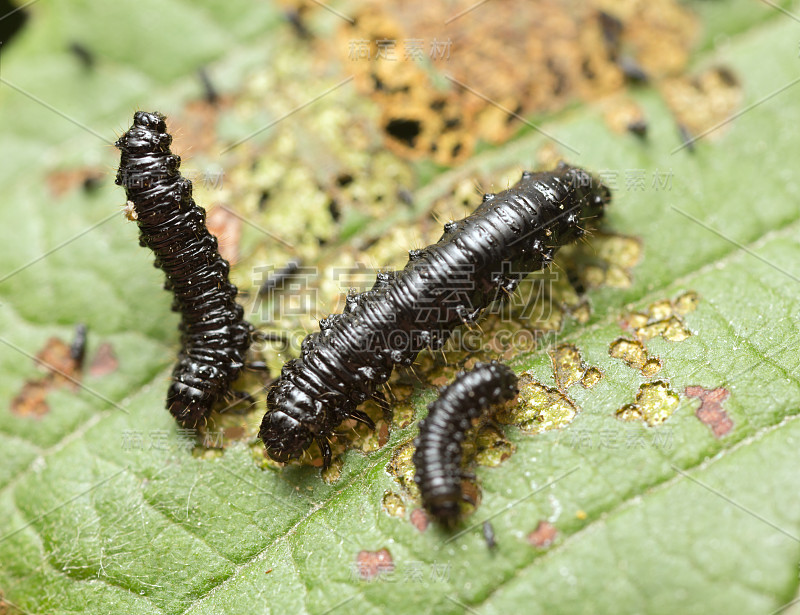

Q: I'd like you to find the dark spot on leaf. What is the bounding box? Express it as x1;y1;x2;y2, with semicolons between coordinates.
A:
0;0;29;47
47;167;104;198
258;190;271;210
68;42;95;70
618;56;649;83
336;173;354;187
627;119;648;137
327;199;341;222
197;67;219;105
597;10;623;49
385;118;421;147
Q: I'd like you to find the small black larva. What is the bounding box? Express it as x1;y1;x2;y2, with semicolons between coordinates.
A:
259;163;611;467
115;111;254;427
412;361;518;525
482;520;497;549
69;323;88;368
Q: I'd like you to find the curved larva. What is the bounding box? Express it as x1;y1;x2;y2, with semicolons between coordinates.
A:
259;163;611;467
115;111;253;427
413;361;518;525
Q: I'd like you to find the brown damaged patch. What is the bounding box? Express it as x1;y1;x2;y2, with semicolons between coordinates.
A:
47;167;104;198
164;30;417;381
661;66;742;144
381;491;407;518
673;291;700;316
535;142;565;170
571;301;592;325
321;458;344;484
641;357;663;377
685;386;733;438
10;380;51;419
549;343;603;390
470;424;515;467
608;337;662;377
355;548;395;581
37;338;81;388
336;0;697;165
169;99;225;157
11;335;85;419
461;480;481;514
550;344;585;390
603;95;648;136
413;353;490;397
581;366;603;388
378;421;390;447
616;380;680;426
497;373;579;434
213;28;416;295
528;520;558;548
88;342;119;378
567;233;643;291
387;442;419;499
410;507;429;532
621;291;698;342
388;396;416;429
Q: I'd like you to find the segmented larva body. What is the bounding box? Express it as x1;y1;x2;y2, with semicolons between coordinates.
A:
115;111;253;427
259;163;611;467
413;361;519;525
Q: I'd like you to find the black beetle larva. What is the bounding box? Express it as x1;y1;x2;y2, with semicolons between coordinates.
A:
259;163;611;468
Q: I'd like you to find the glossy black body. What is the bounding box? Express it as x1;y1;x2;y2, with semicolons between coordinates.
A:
413;361;518;525
115;111;253;427
259;163;611;466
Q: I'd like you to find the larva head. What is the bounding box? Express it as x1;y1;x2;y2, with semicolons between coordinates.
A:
115;111;174;190
556;162;612;221
426;495;462;527
115;111;171;153
481;360;520;402
167;381;213;428
166;360;225;428
260;378;317;462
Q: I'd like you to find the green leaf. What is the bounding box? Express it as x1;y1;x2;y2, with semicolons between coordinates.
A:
2;2;800;614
